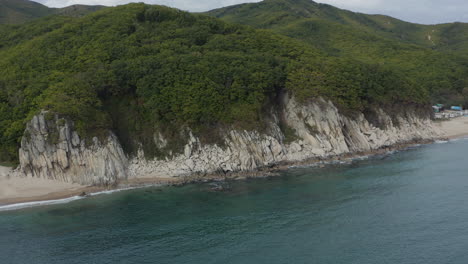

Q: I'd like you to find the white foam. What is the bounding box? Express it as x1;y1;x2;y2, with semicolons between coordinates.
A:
449;137;468;142
353;155;369;161
88;186;139;196
0;186;146;212
0;196;84;212
435;140;449;144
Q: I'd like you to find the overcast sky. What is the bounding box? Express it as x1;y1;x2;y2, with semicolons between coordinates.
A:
35;0;468;24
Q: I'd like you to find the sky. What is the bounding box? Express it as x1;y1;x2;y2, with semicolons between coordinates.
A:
35;0;468;24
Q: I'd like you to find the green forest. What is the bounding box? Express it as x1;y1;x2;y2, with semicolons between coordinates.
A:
0;0;103;24
0;0;467;163
208;0;468;105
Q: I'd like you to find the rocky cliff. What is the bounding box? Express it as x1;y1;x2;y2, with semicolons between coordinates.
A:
17;112;128;185
14;95;441;185
129;95;440;179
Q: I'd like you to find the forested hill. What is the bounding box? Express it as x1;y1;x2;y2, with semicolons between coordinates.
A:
207;0;468;52
0;3;442;162
0;0;104;24
207;0;468;106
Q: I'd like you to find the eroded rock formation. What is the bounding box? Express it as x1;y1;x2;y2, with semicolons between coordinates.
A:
18;112;128;185
129;95;440;179
15;95;441;185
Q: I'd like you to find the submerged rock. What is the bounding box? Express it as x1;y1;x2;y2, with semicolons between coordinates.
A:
208;182;230;192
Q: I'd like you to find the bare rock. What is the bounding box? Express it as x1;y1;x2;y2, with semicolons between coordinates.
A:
18;111;128;186
16;93;441;185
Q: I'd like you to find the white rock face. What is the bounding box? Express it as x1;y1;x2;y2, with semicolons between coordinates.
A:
128;95;441;180
16;96;441;186
18;112;128;185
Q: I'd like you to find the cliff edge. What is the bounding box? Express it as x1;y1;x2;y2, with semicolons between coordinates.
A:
14;95;440;186
18;112;128;185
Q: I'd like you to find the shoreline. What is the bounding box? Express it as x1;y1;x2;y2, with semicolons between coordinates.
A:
0;186;105;208
435;115;468;139
0;138;448;210
1;117;468;210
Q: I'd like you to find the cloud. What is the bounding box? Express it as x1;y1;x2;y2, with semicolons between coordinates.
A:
315;0;468;24
34;0;468;24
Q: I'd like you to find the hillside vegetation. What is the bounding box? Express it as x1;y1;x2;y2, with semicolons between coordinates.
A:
208;0;468;104
0;4;433;162
0;0;104;24
208;0;468;51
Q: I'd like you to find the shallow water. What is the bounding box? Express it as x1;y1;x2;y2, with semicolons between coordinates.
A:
2;139;468;264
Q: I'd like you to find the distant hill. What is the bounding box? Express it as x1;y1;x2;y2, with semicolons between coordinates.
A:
207;0;468;53
0;0;104;24
0;0;51;24
55;4;105;17
207;0;468;104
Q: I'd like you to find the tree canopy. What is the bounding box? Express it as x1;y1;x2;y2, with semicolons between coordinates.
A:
0;3;465;162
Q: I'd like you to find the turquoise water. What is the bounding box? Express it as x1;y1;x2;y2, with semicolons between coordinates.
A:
2;139;468;264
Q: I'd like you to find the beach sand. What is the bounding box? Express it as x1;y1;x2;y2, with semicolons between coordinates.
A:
1;116;468;208
0;167;94;205
437;116;468;139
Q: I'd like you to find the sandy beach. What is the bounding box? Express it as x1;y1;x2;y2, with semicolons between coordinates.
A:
437;116;468;139
0;167;95;206
1;116;468;208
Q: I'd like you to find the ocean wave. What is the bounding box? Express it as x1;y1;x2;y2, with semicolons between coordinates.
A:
0;186;145;212
450;137;468;142
435;140;449;144
0;196;84;212
88;186;140;197
353;155;369;161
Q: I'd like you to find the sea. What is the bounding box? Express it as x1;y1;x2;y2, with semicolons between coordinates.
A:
1;138;468;264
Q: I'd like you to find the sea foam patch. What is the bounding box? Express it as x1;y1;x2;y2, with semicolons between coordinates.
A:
0;186;143;212
0;196;84;212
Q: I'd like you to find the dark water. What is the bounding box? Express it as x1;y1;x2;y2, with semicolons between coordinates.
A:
2;139;468;264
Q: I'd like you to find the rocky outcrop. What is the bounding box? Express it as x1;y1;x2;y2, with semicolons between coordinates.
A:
15;95;441;186
128;95;441;179
17;112;128;185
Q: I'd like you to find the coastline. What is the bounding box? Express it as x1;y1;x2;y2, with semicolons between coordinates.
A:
2;116;468;210
0;139;444;209
435;115;468;139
